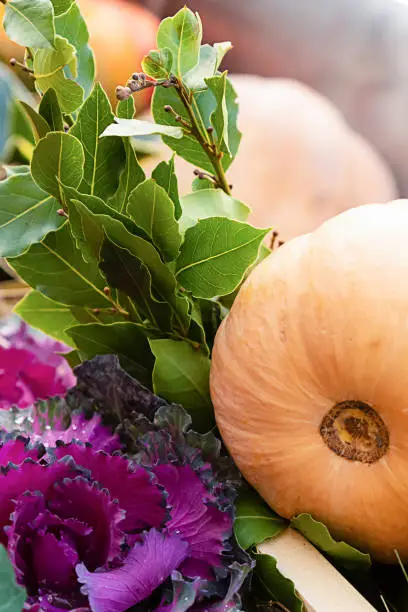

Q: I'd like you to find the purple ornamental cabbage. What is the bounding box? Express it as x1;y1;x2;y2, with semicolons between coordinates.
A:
0;320;75;409
0;356;250;611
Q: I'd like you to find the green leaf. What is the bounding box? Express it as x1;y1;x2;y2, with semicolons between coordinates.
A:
8;224;111;308
18;101;50;142
184;42;231;91
14;289;77;346
101;118;183;140
176;217;269;298
0;545;27;611
116;97;135;120
151;156;181;220
156;7;202;78
70;82;125;199
38;88;64;132
180;188;249;232
3;0;55;49
127;179;181;262
65;199;190;332
152;78;241;172
291;514;371;571
100;238;172;331
31;131;84;200
54;2;95;97
33;36;84;113
235;488;287;550
149;338;213;431
142;48;173;79
2;165;30;177
206;72;230;154
107;140;145;213
50;0;74;17
0;173;63;257
253;553;304;612
67;322;154;385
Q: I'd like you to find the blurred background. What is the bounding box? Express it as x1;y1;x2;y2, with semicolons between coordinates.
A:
1;0;408;301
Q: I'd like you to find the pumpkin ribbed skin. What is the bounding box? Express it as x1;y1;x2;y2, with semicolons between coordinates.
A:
210;200;408;562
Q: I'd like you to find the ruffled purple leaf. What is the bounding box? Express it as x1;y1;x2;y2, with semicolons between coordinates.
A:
53;444;167;532
154;464;232;580
76;529;189;612
37;413;121;453
0;432;44;466
156;572;201;612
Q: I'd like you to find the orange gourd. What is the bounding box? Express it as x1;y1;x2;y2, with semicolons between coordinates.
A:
210;200;408;562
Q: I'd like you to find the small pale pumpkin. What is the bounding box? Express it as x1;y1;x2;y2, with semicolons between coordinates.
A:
210;200;408;562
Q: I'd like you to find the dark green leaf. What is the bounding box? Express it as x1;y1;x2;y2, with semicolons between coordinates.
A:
33;36;84;113
14;289;77;346
176;217;269;298
0;173;63;257
151;156;181;220
291;514;371;571
127;178;181;262
184;42;231;91
0;544;27;611
206;72;230;154
18;101;50;142
192;176;214;191
67;322;154;385
75;44;95;98
235;488;287;550
149;338;213;431
31;131;84;200
3;0;55;49
71;83;125;199
180;188;249;232
65;199;190;332
108;140;145;213
38;88;64;132
8;224;111;308
142;48;173;79
116;97;135;120
254;553;303;612
101;118;183;140
100;238;172;331
156;7;202;78
50;0;74;17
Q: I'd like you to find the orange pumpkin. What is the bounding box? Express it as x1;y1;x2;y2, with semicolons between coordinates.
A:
210;200;408;562
142;76;397;241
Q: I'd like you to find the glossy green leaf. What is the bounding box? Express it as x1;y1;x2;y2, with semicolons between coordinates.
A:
38;88;64;132
206;72;230;154
127;179;181;262
176;217;269;298
180;188;249;232
156;7;202;78
67;322;154;385
108;140;145;213
291;514;371;570
253;553;303;612
14;289;77;346
0;545;27;611
142;48;173;79
0;173;63;257
65;199;190;332
3;0;55;49
31;131;84;200
8;224;111;308
151;156;181;220
71;83;125;199
184;42;231;91
51;0;74;16
235;488;287;550
116;97;136;120
100;238;172;331
0;64;34;162
101;118;183;140
149;338;213;431
18;101;50;142
152;78;240;171
33;36;84;113
54;2;95;96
